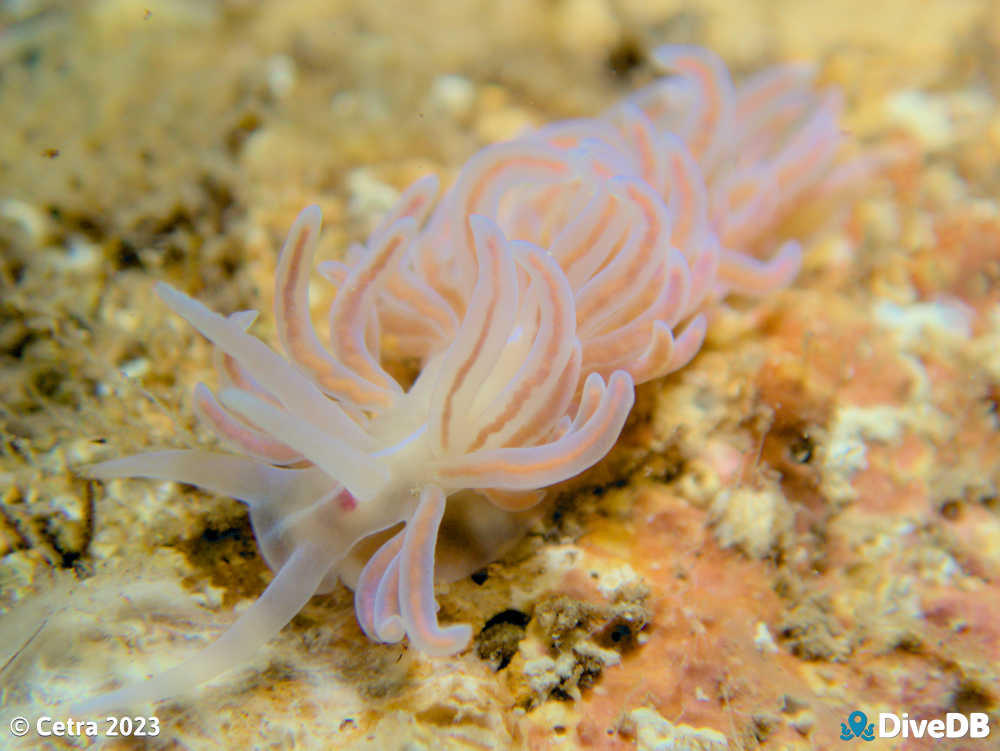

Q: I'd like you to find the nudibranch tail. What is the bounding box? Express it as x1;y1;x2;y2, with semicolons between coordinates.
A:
72;541;336;715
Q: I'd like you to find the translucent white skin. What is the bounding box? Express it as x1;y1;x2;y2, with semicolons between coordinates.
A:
71;41;843;711
72;541;332;715
74;214;634;713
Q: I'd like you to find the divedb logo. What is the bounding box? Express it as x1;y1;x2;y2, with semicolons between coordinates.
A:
840;710;991;741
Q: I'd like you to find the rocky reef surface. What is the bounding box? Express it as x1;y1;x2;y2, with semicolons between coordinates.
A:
1;1;999;749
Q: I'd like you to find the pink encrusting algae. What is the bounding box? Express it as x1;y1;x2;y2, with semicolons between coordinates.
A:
73;44;854;713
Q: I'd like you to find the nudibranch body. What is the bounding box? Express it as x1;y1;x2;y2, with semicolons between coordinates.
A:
76;45;850;712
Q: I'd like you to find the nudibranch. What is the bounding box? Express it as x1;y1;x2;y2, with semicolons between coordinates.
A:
76;44;848;712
